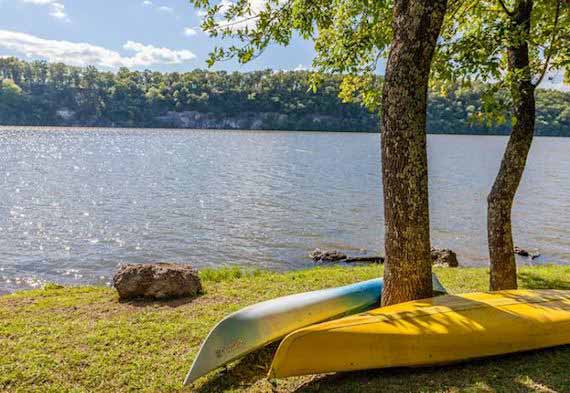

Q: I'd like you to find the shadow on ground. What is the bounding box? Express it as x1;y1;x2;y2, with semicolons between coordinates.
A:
190;342;280;393
180;275;570;392
292;346;570;393
185;344;570;392
119;293;203;308
518;272;570;290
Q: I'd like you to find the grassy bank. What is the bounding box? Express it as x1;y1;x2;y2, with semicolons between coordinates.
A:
1;265;570;392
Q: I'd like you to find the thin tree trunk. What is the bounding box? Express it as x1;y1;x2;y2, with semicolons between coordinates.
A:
381;0;448;306
488;0;535;291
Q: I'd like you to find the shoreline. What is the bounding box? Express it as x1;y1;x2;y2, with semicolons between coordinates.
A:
1;125;570;137
2;264;570;392
2;256;569;296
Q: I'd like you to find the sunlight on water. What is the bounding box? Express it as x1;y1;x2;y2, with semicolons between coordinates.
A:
0;127;569;292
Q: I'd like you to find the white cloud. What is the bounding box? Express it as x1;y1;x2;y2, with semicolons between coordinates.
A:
184;27;197;36
196;9;207;17
20;0;54;4
142;2;176;15
122;41;195;65
214;0;274;32
0;30;195;69
20;0;69;21
271;64;313;73
219;0;234;13
49;2;66;19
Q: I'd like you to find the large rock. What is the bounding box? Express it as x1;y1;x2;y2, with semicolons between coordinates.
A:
431;248;459;267
113;263;203;300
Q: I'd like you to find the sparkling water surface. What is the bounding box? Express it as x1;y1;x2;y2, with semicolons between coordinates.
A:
1;127;569;293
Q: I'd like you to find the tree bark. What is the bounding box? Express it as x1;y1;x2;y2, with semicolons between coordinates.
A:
488;0;536;291
381;0;448;306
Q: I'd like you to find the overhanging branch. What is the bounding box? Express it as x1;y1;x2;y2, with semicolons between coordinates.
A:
497;0;515;17
533;0;562;87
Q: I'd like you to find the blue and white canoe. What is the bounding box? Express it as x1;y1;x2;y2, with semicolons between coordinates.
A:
184;274;446;385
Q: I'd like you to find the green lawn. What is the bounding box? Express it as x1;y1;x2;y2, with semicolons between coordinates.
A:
1;265;570;393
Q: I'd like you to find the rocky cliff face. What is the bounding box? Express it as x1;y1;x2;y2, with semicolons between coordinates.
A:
154;111;348;131
155;111;267;129
50;107;376;131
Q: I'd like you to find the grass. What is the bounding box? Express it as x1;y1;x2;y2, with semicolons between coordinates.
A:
1;265;569;392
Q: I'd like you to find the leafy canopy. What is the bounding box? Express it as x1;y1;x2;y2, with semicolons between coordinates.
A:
192;0;394;111
1;57;569;134
433;0;570;123
191;0;569;118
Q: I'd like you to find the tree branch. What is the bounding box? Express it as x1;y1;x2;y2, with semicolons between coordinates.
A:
533;0;562;87
442;0;479;32
497;0;515;17
208;0;294;35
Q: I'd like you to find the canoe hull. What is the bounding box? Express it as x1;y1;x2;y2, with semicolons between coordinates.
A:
185;274;446;384
184;278;382;385
269;289;570;378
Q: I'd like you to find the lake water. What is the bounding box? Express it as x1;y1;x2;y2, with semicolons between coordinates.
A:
1;127;569;293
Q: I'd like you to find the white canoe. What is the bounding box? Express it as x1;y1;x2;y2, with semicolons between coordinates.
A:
184;274;446;385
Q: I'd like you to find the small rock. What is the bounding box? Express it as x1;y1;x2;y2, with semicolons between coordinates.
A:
514;247;540;259
113;263;202;300
309;248;347;262
431;248;459;267
344;256;385;264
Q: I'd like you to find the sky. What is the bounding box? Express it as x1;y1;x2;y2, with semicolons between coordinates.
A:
0;0;567;91
0;0;316;72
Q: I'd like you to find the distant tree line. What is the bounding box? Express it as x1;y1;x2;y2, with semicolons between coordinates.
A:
0;57;568;135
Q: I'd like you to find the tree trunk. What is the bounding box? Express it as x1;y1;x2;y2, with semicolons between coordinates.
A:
381;0;448;306
488;0;535;291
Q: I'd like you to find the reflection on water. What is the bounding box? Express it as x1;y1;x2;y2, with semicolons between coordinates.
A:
0;128;569;292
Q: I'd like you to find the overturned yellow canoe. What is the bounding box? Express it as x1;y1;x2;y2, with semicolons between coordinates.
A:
269;290;570;378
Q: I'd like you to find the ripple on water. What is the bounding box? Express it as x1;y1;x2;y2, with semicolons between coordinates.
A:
0;128;569;292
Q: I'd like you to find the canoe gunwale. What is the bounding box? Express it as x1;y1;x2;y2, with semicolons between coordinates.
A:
272;290;570;340
268;289;570;379
334;290;570;330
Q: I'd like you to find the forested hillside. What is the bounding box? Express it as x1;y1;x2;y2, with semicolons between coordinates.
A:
1;57;569;135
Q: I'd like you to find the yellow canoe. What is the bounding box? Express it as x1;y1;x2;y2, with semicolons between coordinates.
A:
269;290;570;378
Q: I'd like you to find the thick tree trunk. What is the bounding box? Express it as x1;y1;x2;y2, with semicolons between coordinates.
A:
381;0;448;306
488;0;536;291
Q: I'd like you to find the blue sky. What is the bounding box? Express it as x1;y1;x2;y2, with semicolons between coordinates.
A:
0;0;567;91
0;0;316;72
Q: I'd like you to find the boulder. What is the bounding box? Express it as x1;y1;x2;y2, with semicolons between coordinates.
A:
113;263;202;300
309;248;347;262
514;246;540;259
431;248;459;267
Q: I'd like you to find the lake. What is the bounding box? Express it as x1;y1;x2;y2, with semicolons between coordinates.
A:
1;127;569;293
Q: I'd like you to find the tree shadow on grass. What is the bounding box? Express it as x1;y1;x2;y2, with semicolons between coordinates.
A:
518;272;570;290
293;346;570;393
189;342;279;393
119;293;204;308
